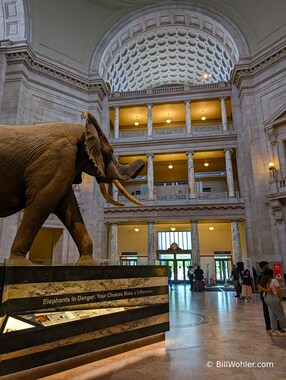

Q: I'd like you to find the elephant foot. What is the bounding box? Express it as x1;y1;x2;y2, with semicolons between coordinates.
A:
76;256;99;266
6;255;33;266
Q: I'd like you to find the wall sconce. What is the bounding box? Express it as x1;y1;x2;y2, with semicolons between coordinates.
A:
268;161;275;179
166;113;171;123
208;226;215;231
168;163;173;169
171;227;176;231
134;226;140;232
134;116;139;126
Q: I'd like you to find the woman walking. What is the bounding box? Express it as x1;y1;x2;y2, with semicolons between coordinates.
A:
258;269;286;336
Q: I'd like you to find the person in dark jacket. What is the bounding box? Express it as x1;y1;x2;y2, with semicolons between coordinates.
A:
194;265;204;291
231;264;240;297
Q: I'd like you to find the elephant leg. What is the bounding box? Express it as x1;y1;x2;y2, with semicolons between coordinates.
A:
8;202;58;266
53;187;98;266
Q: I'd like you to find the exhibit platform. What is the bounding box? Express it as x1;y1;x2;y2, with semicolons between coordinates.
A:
0;265;169;377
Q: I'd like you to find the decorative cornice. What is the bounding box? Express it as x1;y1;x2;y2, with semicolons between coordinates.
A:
1;42;109;100
104;202;245;223
231;45;286;88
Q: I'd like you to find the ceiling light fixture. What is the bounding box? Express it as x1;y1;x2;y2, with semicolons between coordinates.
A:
201;110;206;121
204;152;209;167
171;227;176;231
168;163;173;169
209;226;215;231
134;116;139;126
166;113;171;123
203;72;212;80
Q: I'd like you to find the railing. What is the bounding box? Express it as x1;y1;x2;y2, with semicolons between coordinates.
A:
110;82;227;98
112;190;241;206
117;122;234;139
279;178;286;189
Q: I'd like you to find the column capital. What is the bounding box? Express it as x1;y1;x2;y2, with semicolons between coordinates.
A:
146;153;154;158
113;106;120;110
220;97;227;101
147;103;153;107
184;100;191;104
186;151;194;156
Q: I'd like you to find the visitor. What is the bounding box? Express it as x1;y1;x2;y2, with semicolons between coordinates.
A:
231;264;240;297
168;266;173;290
241;269;253;301
258;269;286;336
187;265;194;291
256;261;272;332
194;265;204;291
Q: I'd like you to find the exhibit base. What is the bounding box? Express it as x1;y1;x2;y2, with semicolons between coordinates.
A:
0;265;169;377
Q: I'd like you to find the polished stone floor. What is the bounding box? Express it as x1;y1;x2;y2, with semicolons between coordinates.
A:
41;285;286;380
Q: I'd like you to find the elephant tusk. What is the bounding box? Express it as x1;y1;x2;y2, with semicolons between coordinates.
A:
99;183;125;207
113;179;143;206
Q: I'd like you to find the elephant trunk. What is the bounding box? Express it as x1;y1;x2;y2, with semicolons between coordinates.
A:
107;157;145;181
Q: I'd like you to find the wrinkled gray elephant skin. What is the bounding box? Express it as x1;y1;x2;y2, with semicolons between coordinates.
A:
0;112;144;266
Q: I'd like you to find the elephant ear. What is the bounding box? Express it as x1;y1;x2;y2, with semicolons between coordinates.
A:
83;112;113;178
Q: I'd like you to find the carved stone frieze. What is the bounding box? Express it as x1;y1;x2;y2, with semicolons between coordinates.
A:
232;46;286;88
269;199;284;223
104;202;245;223
3;46;108;99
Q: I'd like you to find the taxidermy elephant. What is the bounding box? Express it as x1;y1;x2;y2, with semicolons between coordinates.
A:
0;111;144;266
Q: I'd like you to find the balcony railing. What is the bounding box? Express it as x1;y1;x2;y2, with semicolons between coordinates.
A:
117;122;234;139
107;190;241;207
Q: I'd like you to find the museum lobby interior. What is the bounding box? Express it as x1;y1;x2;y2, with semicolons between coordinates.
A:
0;0;286;379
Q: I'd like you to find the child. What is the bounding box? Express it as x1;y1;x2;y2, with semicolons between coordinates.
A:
241;269;253;301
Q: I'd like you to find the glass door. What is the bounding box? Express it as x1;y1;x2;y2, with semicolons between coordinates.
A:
176;260;192;282
215;259;231;283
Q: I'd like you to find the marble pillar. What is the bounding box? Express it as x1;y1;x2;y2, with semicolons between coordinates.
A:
148;222;156;264
187;151;196;198
191;221;200;266
147;104;153;137
220;98;228;131
231;221;242;264
147;153;154;200
109;223;118;265
185;100;192;134
114;107;120;139
112;183;119;202
224;149;235;197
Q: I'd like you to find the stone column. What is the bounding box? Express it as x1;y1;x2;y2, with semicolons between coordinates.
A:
185;100;192;134
0;53;7;112
220;97;228;131
187;151;196;198
191;221;200;266
148;222;156;264
224;149;235;197
231;221;242;263
114;106;120;139
147;153;154;200
112;154;119;202
112;183;119;202
147;104;153;137
109;223;118;265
